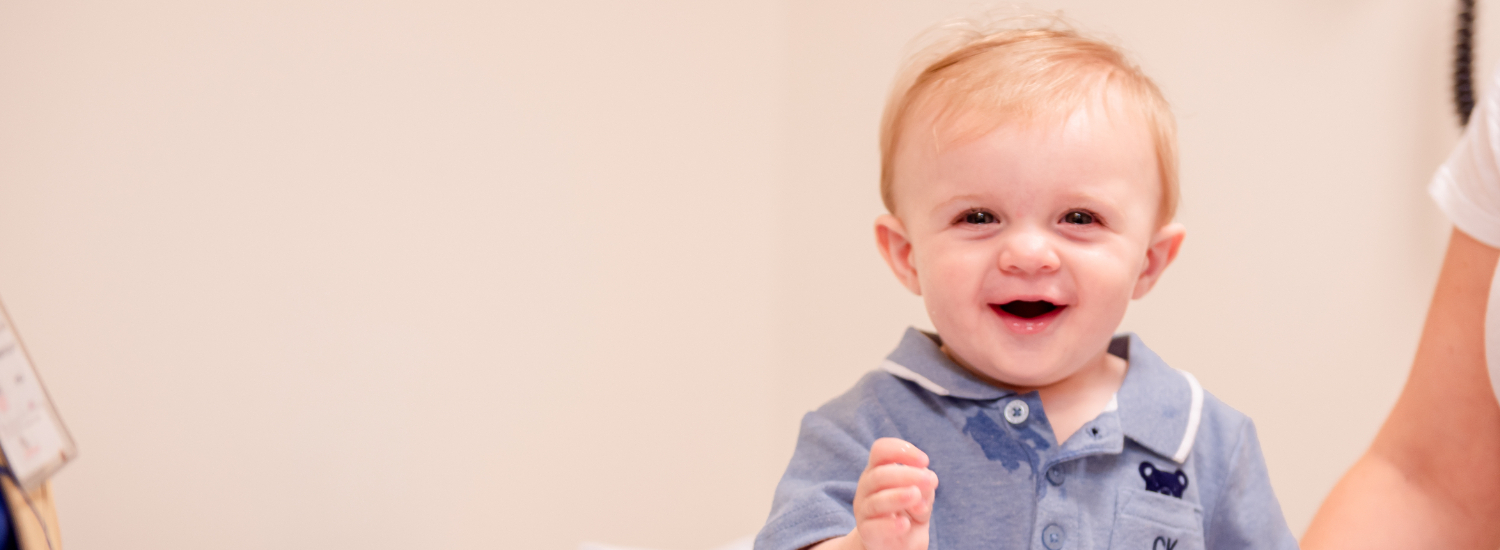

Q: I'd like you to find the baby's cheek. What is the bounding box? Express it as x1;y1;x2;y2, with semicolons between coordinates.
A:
1075;249;1142;291
918;248;989;298
1084;276;1137;333
918;282;989;349
920;285;972;330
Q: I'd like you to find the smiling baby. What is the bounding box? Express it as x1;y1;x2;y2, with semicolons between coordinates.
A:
755;18;1297;550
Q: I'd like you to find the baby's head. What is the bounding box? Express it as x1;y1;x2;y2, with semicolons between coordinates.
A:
874;18;1186;390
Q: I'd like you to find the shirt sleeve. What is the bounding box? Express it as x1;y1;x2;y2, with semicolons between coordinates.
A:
1431;71;1500;249
1203;420;1298;550
755;387;896;550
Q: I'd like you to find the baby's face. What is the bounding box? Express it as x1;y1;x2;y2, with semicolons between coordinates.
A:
878;105;1183;389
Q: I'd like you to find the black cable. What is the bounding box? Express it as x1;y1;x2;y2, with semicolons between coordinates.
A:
1457;0;1478;126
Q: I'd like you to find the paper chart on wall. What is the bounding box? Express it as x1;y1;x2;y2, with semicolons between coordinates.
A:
0;302;75;492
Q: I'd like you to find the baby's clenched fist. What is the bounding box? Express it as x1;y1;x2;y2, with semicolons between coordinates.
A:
810;438;939;550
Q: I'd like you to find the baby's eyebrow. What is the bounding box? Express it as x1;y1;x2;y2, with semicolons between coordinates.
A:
932;194;990;211
1059;191;1121;210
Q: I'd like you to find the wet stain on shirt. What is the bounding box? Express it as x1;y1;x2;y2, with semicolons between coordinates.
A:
962;410;1049;475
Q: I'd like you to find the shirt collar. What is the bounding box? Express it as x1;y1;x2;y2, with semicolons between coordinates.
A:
1109;333;1204;463
880;327;1015;400
881;327;1205;463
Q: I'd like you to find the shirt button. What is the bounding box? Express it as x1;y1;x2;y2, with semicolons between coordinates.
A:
1003;399;1029;424
1046;465;1065;486
1041;523;1065;550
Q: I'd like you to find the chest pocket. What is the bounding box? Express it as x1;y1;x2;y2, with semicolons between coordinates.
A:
1107;488;1205;550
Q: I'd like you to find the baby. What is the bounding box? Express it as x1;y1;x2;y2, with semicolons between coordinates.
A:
755;18;1297;550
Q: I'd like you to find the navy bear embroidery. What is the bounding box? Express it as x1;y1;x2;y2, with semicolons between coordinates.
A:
1139;461;1188;498
962;411;1048;474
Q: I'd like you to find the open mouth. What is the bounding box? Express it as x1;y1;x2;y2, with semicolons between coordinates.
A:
996;300;1059;318
990;300;1066;334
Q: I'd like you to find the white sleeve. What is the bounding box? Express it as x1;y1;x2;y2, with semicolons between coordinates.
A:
1431;72;1500;249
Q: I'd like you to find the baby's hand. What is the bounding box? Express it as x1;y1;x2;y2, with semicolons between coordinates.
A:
849;437;939;550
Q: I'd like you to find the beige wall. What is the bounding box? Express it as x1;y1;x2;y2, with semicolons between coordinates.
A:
0;1;1473;549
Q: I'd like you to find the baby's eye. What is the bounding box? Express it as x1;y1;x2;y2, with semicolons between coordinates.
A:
1062;211;1095;225
961;210;997;225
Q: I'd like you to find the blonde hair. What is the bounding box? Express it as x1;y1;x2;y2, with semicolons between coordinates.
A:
879;15;1179;224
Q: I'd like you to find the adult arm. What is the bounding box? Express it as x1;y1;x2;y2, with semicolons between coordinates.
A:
1302;228;1500;549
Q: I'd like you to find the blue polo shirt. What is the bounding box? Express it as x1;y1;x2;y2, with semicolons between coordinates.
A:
756;328;1296;550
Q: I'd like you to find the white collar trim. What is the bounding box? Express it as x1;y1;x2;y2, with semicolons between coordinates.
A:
1171;369;1204;463
881;360;951;396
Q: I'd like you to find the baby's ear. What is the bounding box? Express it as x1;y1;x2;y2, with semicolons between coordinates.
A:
1132;222;1186;299
875;214;923;296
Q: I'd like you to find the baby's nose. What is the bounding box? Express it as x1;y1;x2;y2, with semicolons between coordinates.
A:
998;232;1060;274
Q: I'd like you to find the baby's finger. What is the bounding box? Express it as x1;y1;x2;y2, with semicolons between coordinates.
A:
858;462;938;497
910;471;938;523
867;438;930;470
906;507;931;525
905;491;934;524
854;485;922;520
860;510;912;543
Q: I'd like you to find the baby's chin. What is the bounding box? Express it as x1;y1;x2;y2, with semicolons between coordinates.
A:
949;346;1085;391
975;365;1078;392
